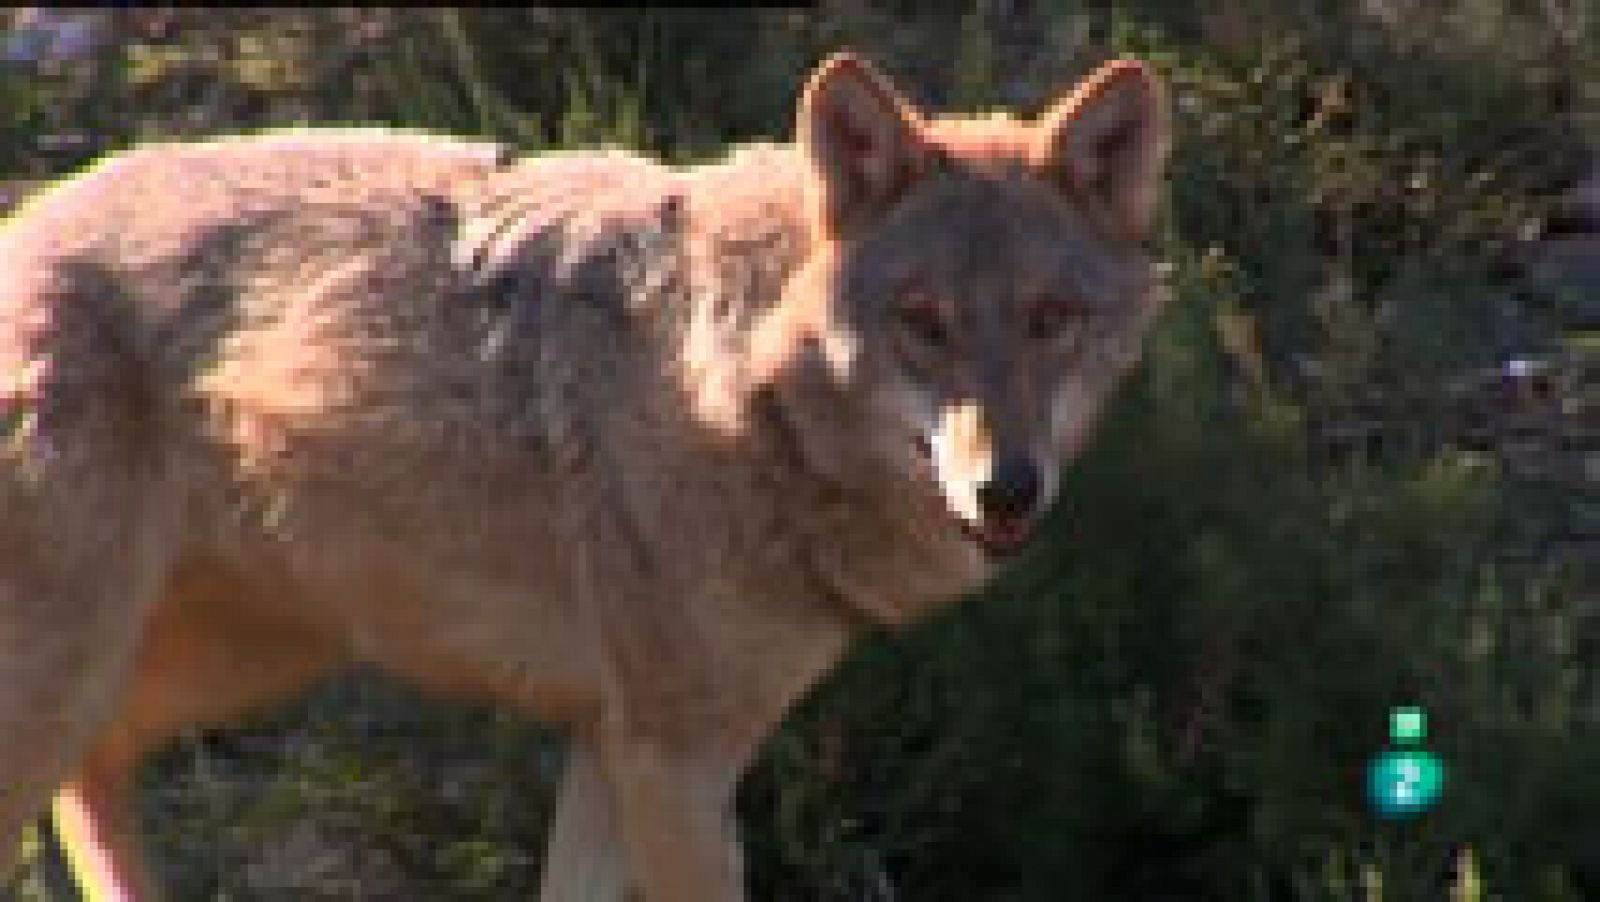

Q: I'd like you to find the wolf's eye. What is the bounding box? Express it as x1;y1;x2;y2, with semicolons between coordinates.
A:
1027;297;1085;341
895;290;951;351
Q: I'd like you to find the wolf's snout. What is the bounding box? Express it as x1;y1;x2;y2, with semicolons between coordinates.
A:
966;456;1044;555
977;456;1041;522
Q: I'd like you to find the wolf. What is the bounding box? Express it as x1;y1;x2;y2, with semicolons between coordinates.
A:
0;51;1171;901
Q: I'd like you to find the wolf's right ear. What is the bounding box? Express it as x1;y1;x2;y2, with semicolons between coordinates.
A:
798;52;928;238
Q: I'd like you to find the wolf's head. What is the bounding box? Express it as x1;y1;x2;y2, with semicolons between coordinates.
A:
781;51;1172;558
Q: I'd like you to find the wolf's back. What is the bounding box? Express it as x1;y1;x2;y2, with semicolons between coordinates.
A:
3;130;680;441
0;131;706;572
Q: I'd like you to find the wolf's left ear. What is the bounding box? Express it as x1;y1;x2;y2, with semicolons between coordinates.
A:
798;51;928;238
1033;59;1171;241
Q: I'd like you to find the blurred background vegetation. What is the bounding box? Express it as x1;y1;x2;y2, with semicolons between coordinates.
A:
1;3;1594;900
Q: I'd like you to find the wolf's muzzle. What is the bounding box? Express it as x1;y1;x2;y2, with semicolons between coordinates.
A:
969;455;1043;555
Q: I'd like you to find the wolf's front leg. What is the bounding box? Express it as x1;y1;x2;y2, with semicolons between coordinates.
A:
538;728;630;902
602;734;746;902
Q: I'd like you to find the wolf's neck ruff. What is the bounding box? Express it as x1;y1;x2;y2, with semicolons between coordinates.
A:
745;384;898;632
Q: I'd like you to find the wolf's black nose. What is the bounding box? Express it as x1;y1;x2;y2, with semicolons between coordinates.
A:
976;456;1041;521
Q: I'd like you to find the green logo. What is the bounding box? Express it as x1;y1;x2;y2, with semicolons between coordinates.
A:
1367;705;1444;818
